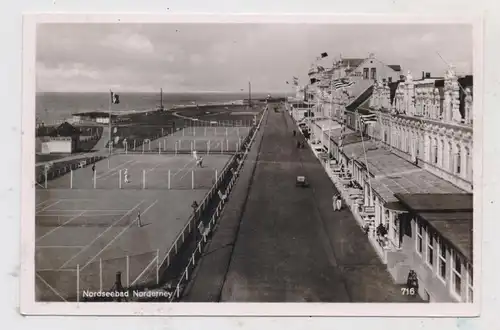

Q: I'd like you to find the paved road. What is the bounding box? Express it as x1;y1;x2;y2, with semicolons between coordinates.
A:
218;106;419;302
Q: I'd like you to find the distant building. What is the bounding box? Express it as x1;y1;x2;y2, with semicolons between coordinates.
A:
38;122;80;154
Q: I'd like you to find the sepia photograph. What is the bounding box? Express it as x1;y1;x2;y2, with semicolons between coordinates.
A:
21;14;481;316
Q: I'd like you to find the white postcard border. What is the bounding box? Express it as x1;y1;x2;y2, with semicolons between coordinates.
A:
20;13;483;317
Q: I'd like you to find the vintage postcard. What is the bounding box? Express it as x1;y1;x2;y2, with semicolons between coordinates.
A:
20;14;482;316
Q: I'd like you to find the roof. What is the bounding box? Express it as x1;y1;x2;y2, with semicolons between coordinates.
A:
388;65;402;72
395;193;473;262
347;146;466;203
434;75;473;88
392;193;472;212
346;85;373;112
339;58;365;68
49;122;80;137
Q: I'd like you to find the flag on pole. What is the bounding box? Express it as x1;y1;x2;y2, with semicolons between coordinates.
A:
321;52;328;58
332;78;355;90
111;91;120;104
360;114;377;125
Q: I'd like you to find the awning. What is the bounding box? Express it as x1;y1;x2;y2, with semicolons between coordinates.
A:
384;201;408;212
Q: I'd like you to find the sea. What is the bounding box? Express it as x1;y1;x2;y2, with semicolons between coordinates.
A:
36;92;272;124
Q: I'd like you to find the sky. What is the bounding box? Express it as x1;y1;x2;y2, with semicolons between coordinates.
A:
36;23;473;93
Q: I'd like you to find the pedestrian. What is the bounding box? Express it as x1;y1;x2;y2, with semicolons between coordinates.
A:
137;210;142;227
332;194;337;211
124;168;130;184
336;196;342;211
196;157;204;168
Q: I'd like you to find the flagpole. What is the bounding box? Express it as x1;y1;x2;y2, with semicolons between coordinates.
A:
109;89;112;155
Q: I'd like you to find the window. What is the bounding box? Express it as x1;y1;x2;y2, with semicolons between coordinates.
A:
433;140;438;164
370;68;377;80
416;220;423;255
392;213;400;246
451;252;463;298
448;142;453;172
467;265;473;303
437;239;447;281
466;147;472;180
456;145;461;174
426;231;435;267
407;132;411;153
363;68;369;79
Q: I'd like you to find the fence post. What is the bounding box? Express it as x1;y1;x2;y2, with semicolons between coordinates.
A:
168;170;171;189
142;170;146;189
99;258;103;291
119;169;122;189
125;255;130;287
142;143;144;154
70;169;73;189
191;170;194;190
76;264;80;303
156;249;160;285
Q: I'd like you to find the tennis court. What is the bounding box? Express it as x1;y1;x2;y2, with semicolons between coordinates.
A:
35;151;233;301
35;187;209;301
41;153;232;190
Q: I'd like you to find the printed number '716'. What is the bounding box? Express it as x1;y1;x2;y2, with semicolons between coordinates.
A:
401;287;416;295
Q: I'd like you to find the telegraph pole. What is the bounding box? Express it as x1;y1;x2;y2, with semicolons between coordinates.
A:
248;81;252;108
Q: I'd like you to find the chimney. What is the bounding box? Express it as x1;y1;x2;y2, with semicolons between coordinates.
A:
425;72;431;78
422;71;425;79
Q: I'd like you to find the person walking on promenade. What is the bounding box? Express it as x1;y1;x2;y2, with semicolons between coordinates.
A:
336;196;342;211
332;194;338;211
92;164;96;176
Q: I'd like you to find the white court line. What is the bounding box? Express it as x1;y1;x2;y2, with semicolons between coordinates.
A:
81;199;159;270
36;245;85;249
172;157;197;177
35;273;68;302
36;199;52;208
35;200;62;215
59;201;145;269
96;159;135;180
178;162;198;181
37;213;126;217
36;211;86;242
38;209;133;213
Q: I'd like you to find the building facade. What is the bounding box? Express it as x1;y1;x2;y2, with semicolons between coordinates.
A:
300;59;474;303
